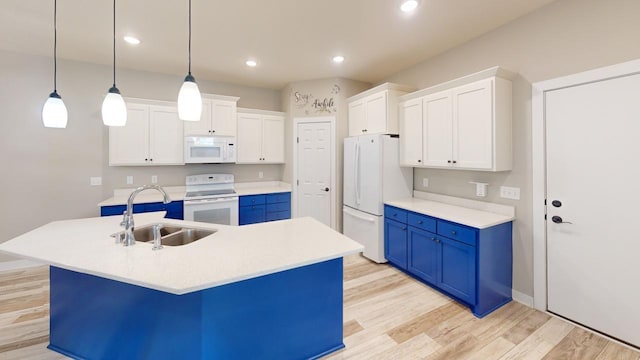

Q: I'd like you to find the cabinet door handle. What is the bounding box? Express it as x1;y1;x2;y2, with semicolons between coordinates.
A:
451;230;457;235
418;159;422;163
436;239;440;243
402;227;407;231
452;160;457;164
145;158;148;161
447;160;452;163
393;213;397;217
149;158;153;162
212;130;216;133
430;237;436;241
417;220;423;224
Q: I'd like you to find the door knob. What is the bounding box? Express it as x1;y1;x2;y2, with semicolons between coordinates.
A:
551;215;572;224
552;200;562;207
322;187;330;192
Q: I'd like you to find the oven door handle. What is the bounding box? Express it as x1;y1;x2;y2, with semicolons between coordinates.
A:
184;197;239;205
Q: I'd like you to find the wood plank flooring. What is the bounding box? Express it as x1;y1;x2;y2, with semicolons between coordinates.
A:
0;256;638;359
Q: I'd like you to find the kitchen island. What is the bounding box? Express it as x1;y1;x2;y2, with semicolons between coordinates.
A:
0;213;363;360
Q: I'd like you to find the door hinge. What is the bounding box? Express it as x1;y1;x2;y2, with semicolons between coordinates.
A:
544;214;547;220
297;179;299;186
296;137;299;143
544;199;547;205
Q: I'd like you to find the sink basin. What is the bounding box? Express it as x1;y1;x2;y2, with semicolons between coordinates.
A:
160;228;216;246
111;223;215;247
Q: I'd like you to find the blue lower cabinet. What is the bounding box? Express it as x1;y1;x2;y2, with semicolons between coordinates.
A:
384;204;512;318
239;205;266;225
408;227;438;285
240;192;291;225
384;219;408;270
100;201;184;220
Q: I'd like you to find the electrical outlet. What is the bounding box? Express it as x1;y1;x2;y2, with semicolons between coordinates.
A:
90;177;102;186
126;176;133;185
422;178;429;187
259;171;264;179
151;175;158;184
500;186;520;200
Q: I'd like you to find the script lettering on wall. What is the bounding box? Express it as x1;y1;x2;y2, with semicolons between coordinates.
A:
291;84;340;115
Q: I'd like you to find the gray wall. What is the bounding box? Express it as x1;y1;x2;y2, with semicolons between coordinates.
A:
0;50;281;262
380;0;640;297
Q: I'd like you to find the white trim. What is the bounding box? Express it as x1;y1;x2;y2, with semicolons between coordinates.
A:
237;107;286;117
531;58;640;312
512;289;534;308
292;117;337;230
0;259;43;273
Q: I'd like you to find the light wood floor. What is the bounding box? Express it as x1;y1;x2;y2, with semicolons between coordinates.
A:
0;256;638;359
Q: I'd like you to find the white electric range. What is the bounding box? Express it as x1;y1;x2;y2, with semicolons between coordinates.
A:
183;174;239;226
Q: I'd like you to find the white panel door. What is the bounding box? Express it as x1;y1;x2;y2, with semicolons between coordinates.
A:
184;100;211;136
343;137;358;209
109;103;149;165
296;122;332;227
422;91;453;167
149;105;184;165
365;92;387;134
262;115;284;163
348;101;366;136
453;79;493;169
546;73;640;348
236;113;263;163
211;100;236;136
399;98;423;166
357;135;382;216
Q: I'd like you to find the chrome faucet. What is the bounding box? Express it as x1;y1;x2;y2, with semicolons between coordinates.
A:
120;185;171;247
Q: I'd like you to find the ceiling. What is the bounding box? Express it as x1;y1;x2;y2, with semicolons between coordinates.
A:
0;0;557;89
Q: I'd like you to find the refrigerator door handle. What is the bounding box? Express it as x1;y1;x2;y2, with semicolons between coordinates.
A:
355;142;361;205
344;207;375;223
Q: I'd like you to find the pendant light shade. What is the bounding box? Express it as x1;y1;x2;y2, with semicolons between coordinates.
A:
42;91;68;128
178;0;202;122
102;0;127;126
42;0;68;128
102;86;127;126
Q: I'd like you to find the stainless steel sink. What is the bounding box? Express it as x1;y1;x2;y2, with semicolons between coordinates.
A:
111;224;215;246
160;228;216;246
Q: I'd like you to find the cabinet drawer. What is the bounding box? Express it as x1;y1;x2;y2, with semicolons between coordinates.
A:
266;192;290;204
384;206;408;223
267;202;290;213
437;221;477;247
266;210;291;222
239;195;266;207
407;212;436;232
239;205;266;225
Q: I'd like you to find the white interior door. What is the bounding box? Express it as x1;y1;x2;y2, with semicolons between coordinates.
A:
296;121;332;227
546;72;640;347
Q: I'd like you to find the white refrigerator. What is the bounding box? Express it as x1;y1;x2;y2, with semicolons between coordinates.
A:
343;134;413;263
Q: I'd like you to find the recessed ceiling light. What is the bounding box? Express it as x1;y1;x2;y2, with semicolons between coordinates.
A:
332;55;345;64
123;35;141;45
400;0;419;12
245;60;258;67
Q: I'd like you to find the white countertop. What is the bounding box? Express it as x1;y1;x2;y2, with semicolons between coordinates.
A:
385;192;514;229
0;213;362;295
98;182;292;206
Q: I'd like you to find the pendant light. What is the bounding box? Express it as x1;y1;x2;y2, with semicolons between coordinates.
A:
101;0;127;126
177;0;202;121
42;0;68;128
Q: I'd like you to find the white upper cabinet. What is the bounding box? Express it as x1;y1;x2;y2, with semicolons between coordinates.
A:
347;83;414;137
183;95;239;136
399;98;423;167
236;109;285;164
109;100;184;166
398;67;514;172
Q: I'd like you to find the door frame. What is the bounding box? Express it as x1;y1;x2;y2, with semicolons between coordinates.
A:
531;58;640;311
292;116;337;230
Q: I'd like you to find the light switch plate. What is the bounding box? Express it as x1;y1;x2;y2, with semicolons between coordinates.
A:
422;178;429;187
151;175;158;184
126;176;133;185
90;177;102;186
500;186;520;200
259;172;264;179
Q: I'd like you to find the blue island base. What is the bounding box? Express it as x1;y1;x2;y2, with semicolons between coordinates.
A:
48;259;344;360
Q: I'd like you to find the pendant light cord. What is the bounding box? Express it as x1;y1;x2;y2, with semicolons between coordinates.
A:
188;0;192;75
112;0;116;87
53;0;57;92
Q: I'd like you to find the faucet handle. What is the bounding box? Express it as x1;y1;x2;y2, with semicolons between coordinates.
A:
152;224;164;251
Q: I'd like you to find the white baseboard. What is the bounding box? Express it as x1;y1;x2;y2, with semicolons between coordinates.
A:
0;259;43;273
512;289;534;307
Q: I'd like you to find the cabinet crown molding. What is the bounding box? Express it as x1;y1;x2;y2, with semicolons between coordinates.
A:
237;108;286;117
347;82;415;103
400;66;517;102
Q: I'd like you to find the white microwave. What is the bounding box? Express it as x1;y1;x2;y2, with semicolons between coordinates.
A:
184;136;236;163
